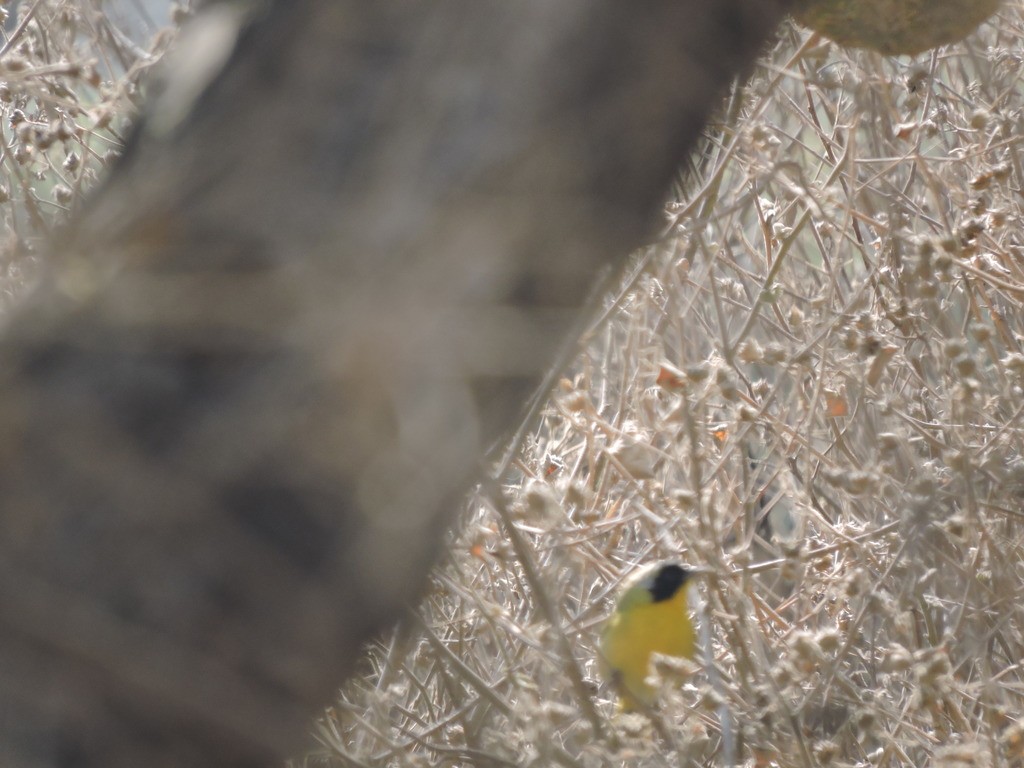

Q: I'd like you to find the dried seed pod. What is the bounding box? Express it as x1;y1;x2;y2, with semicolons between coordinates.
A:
793;0;1003;55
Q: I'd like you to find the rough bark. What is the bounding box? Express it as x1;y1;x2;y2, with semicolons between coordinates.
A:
0;1;790;765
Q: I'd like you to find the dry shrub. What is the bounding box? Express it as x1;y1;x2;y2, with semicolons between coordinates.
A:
314;8;1024;768
4;3;1024;767
0;0;185;303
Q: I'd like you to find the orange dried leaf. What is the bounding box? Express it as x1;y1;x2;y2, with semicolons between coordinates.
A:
825;391;848;418
657;363;687;390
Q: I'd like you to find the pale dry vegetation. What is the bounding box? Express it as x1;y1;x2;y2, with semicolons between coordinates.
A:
3;3;1024;768
312;8;1024;768
0;0;184;304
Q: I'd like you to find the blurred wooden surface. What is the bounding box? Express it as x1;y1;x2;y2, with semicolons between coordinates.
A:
0;1;789;764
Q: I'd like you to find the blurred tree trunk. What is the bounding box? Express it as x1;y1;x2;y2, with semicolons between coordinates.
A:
0;1;790;765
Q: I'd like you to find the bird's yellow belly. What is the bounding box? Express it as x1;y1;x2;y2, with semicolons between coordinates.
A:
601;592;694;710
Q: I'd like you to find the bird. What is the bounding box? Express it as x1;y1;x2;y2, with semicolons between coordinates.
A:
599;561;699;712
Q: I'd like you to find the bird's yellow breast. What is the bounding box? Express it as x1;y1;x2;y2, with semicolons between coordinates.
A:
600;582;695;711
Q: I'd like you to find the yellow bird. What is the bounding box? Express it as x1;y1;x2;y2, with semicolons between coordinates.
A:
599;561;699;711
